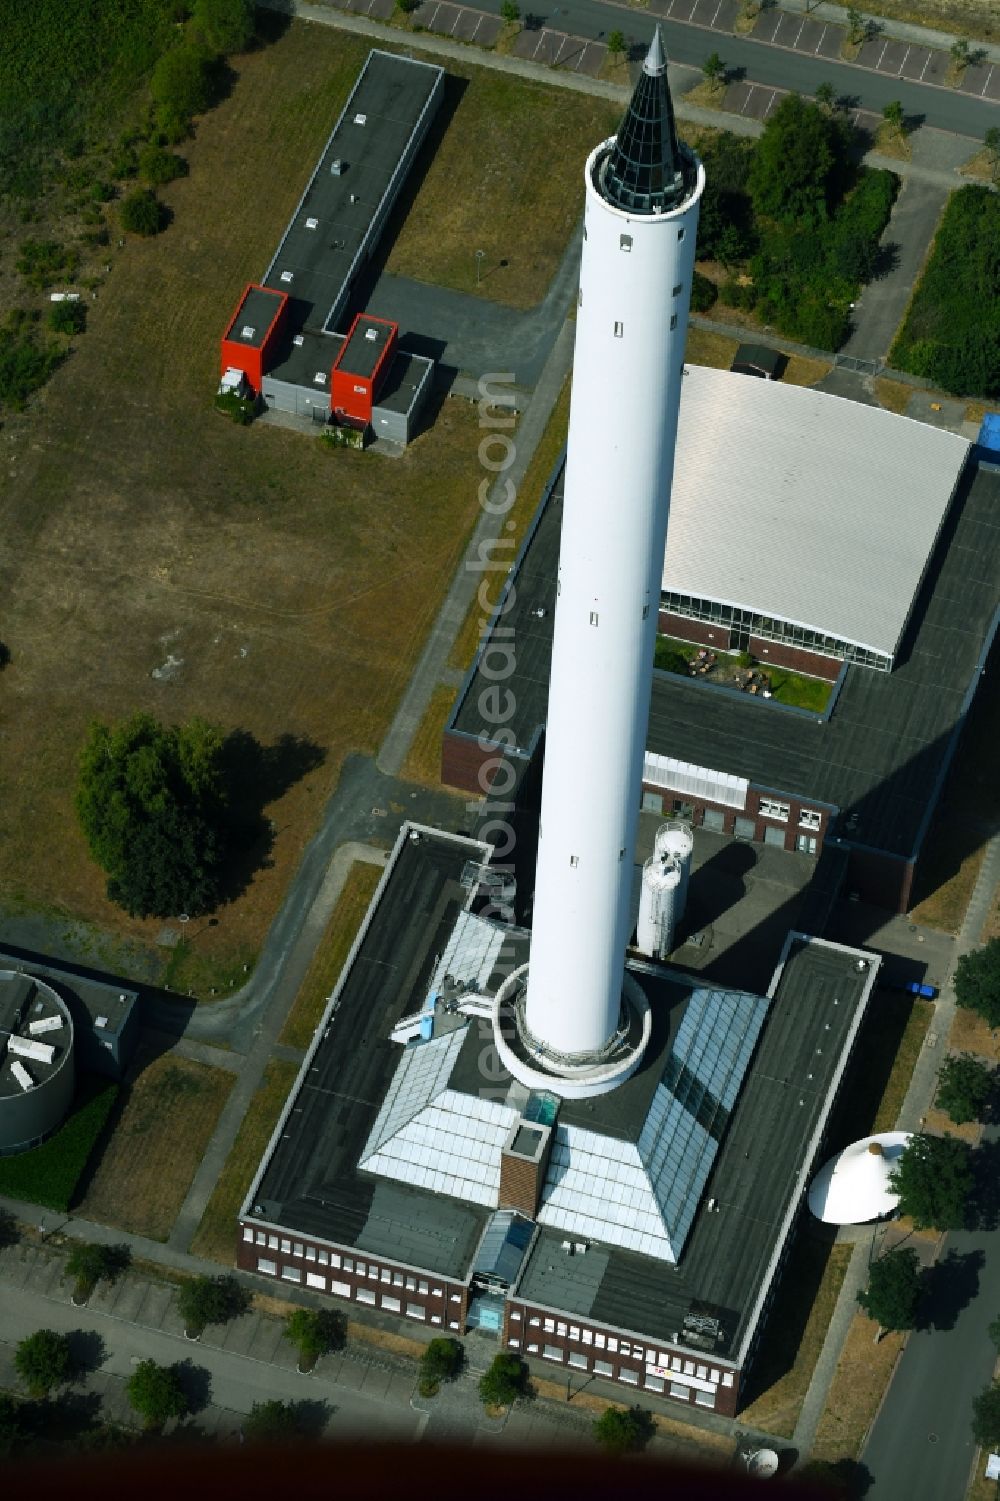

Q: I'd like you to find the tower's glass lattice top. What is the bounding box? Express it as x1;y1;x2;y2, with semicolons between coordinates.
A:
598;27;690;214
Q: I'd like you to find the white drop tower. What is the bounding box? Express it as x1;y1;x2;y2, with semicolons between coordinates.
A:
493;30;704;1098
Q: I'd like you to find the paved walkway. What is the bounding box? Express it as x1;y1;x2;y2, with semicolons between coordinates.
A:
838;177;948;364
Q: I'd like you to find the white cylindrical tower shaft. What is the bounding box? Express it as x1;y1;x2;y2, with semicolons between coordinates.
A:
523;31;704;1064
636;854;681;961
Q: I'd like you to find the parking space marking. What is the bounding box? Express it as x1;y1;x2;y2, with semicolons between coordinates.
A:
919;51;931;80
980;64;995;97
710;0;723;25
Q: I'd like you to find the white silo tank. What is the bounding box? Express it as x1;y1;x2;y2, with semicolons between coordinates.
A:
636;855;681;961
655;821;693;918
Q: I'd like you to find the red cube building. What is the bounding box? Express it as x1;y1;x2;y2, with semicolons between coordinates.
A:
330;314;398;426
220;285;289;395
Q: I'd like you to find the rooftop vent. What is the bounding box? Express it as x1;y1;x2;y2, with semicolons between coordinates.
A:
10;1060;34;1092
280;270;293;284
293;335;305;346
305;217;319;229
314;371;327;385
241;325;255;339
365;327;379;341
95;1015;108;1028
353;115;366;126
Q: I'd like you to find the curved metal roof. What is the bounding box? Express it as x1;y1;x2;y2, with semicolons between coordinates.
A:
664;367;970;661
807;1131;911;1224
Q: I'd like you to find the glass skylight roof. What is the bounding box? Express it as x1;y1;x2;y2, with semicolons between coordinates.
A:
431;910;507;996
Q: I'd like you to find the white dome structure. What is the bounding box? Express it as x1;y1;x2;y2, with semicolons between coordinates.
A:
808;1132;911;1225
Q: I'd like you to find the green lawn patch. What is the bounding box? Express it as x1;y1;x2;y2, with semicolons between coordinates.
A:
655;635;832;713
0;1075;118;1211
891;186;1000;399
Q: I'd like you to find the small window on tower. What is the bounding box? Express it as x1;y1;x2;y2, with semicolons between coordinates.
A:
614;321;623;338
589;611;599;625
670;314;678;331
570;855;579;868
642;604;649;619
677;228;686;242
673;284;683;296
620;234;632;252
578;288;583;308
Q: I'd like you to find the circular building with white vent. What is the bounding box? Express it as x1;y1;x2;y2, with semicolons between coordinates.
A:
808;1132;910;1225
0;969;75;1155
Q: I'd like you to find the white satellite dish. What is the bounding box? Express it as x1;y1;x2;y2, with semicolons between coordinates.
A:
808;1132;911;1225
745;1448;780;1478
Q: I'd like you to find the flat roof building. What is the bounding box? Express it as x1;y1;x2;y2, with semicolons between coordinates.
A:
239;823;879;1417
444;393;1000;911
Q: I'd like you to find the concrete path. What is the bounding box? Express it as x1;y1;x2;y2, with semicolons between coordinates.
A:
838;178;948;364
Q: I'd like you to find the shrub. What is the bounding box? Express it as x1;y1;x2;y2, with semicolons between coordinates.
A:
138;145;187;185
0;322;65;411
215;390;255;424
478;1352;528;1408
151;42;215;123
691;270;717;312
15;239;78;291
192;0;256;54
284;1308;345;1363
593;1405;654;1455
14;1330;72;1398
66;1241;130;1301
972;1382;1000;1448
176;1273;249;1336
500;0;520;20
606;29;626;57
120;187;164;236
126;1360;188;1430
419;1337;463;1393
47;300;87;335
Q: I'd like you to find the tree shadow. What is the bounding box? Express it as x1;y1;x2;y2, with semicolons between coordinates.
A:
66;1329;107;1378
873;242;901;281
218;730;325;903
23;1391;104;1445
103;1244;132;1283
0;1208;18;1248
916;1248;984;1331
967;1137;1000;1230
172;1359;212;1417
797;1457;874;1496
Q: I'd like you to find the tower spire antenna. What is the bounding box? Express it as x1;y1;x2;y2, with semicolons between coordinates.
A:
599;22;688;213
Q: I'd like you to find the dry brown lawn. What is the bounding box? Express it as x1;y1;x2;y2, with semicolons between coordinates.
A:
924;1103;981;1142
811;1311;905;1460
78;1045;233;1240
279;861;383;1050
873;123;912;162
859;0;997;42
949;1007;1000;1063
685;325;739;371
872;1000;933;1134
385;73;619;308
968;1458;1000;1501
190;1058;298;1263
874;377;915;415
783;354;832;387
402;684;461;787
0;23;508;986
739;1240;853;1438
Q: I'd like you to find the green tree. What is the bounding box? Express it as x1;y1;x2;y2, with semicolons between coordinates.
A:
889;1132;973;1231
14;1329;72;1398
126;1359;188;1430
192;0;256;54
936;1054;994;1124
120;187;165;237
702;51;725;86
242;1399;301;1442
749;93;835;227
606;29;626;58
418;1337;463;1395
151;43;215;124
177;1273;249;1336
138;145;188;186
846;7;865;44
972;1381;1000;1448
478;1352;528;1408
950;37;970;69
593;1404;654;1455
66;1240;130;1302
815;81;835;111
856;1247;922;1334
500;0;520;21
75;712;230;918
47;300;86;335
284;1308;345;1367
955;939;1000;1028
882;100;905;138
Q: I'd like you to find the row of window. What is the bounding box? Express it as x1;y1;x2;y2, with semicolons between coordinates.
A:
507;1336;727;1408
244;1228;440;1295
662;593;891;673
253;1255;464;1328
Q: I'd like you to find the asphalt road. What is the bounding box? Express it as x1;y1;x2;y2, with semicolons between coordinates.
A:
473;0;999;137
862;1158;1000;1498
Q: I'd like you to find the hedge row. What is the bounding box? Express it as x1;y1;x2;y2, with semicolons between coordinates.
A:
0;1076;119;1211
